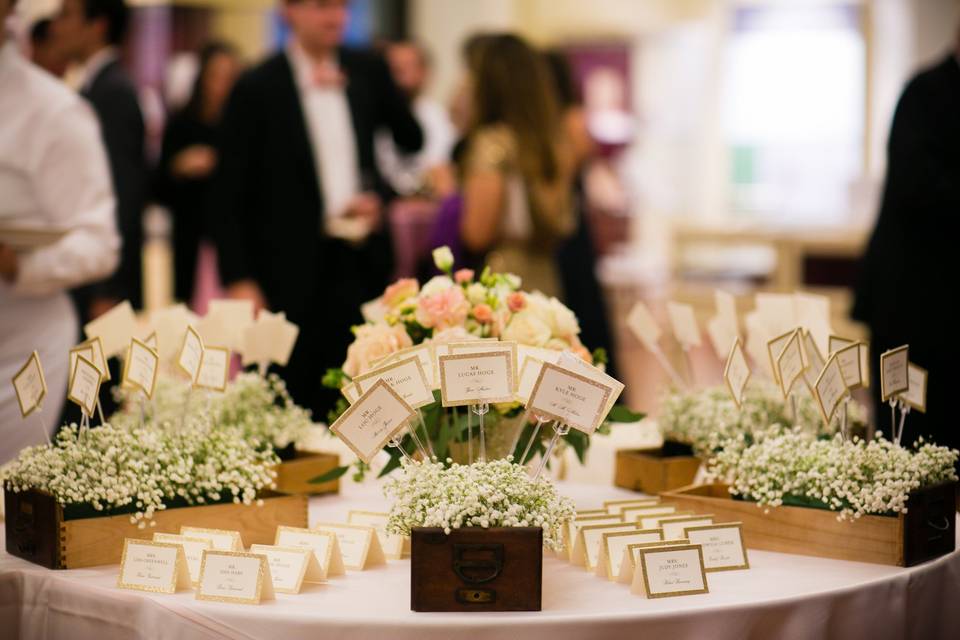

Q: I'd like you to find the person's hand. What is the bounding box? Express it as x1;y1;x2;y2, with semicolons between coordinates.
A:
89;297;120;320
344;192;383;232
0;244;18;284
171;145;217;179
226;279;268;314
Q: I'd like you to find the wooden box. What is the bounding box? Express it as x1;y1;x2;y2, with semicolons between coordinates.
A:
4;489;308;569
661;482;957;567
615;442;701;494
273;450;340;495
410;527;542;612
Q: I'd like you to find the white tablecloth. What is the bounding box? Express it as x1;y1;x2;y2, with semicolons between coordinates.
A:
2;480;957;640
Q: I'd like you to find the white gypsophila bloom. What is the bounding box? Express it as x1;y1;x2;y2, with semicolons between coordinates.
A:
383;458;575;551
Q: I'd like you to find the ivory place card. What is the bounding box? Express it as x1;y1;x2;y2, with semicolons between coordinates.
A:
68;344;95;383
724;338;751;408
518;345;561;370
604;498;659;515
900;363;927;413
313;522;385;570
275;525;344;580
707;316;738;362
814;354;849;427
618;540;691;585
438;351;514;406
835;342;864;389
880;345;910;401
151;303;197;362
13;350;47;417
153;533;212;584
79;336;110;381
631;544;709;598
575;508;608;517
67;355;102;416
353;356;433;409
575;522;640;570
389;343;435;389
143;331;158;351
596;529;663;580
622;504;677;523
450;340;519;380
626;301;662;350
122;338;159;398
204;299;255;352
117;539;191;594
341;382;361;404
660;515;715;541
684;523;749;572
557;352;625;419
766;329;797;386
196;345;230;392
830;335;871;389
800;330;826;376
241;310;299;368
180;526;243;552
348;510;405;560
177;325;204;383
667;301;701;348
249;544;324;594
527;363;613;435
516;357;546;404
84;300;137;358
639;511;693;530
330;379;415;464
567;514;623;562
775;330;805;398
197;550;274;604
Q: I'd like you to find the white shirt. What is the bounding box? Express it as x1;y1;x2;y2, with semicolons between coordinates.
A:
0;38;119;463
65;46;117;92
375;96;455;196
286;43;360;235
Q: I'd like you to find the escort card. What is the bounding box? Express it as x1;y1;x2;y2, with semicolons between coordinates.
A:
13;350;47;417
835;342;863;389
249;544;324;594
153;533;212;584
814;354;849;426
576;522;640;570
67;355;102;416
122;338;159;398
204;299;255;352
567;514;623;562
596;529;663;580
68;344;95;383
353;356;434;409
622;504;677;523
275;525;344;580
151;303;196;362
660;515;714;541
639;511;693;530
775;330;805;398
312;522;385;570
900;363;927;413
196;550;274;604
517;345;561;371
84;300;137;358
527;363;613;435
766;329;797;386
329;380;416;464
724;338;751;408
800;329;826;375
557;352;625;419
196;346;230;392
180;526;243;552
177;325;204;383
667;301;701;348
341;382;361;404
348;510;405;560
389;343;436;389
516;357;546;404
707;316;739;362
241;310;299;368
117;539;191;594
438;351;514;406
449;340;519;382
683;523;749;571
617;540;691;585
880;345;910;401
631;544;709;598
603;498;659;515
626;301;662;350
830;335;871;389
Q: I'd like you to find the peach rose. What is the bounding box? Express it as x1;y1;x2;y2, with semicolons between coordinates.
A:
341;323;413;376
472;303;493;324
454;269;475;284
415;286;470;330
382;278;419;308
507;292;526;312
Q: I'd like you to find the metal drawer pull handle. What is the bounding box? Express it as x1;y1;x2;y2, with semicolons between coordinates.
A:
926;517;951;532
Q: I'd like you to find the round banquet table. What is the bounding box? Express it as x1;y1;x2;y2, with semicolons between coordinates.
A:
1;479;957;640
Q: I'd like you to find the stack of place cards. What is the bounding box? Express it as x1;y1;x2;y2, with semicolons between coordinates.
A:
312;523;385;571
573;522;641;570
683;522;749;572
660;515;715;540
604;498;659;516
566;513;623;562
180;526;243;552
638;511;694;531
249;544;325;594
348;510;405;560
622;503;679;524
596;529;664;581
117;538;191;594
275;525;344;580
196;549;274;604
152;532;212;584
630;543;709;598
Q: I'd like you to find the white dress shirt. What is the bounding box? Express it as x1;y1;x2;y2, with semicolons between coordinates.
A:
375;95;455;196
0;38;120;464
286;43;361;236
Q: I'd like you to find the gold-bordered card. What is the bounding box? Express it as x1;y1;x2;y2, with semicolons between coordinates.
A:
196;345;230;392
723;337;751;409
274;525;343;580
597;528;663;581
899;363;928;413
766;328;798;387
835;341;864;390
880;345;910;401
122;338;159;399
683;522;749;572
12;350;47;417
353;356;434;409
348;510;405;560
527;362;612;435
179;526;243;552
78;335;111;381
329;379;416;464
633;543;709;598
177;325;204;383
249;544;324;594
67;354;102;416
438;351;515;407
814;353;849;428
152;533;212;585
312;522;385;570
196;549;274;604
618;539;691;585
117;538;191;594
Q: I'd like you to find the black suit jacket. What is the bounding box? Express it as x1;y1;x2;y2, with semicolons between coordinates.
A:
78;58;146;312
212;48;422;323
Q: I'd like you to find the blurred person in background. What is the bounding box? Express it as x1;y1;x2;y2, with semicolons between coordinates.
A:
376;39;455;198
53;0;145;322
29;17;66;77
852;25;960;461
459;33;575;299
211;0;422;417
0;0;119;463
155;42;240;304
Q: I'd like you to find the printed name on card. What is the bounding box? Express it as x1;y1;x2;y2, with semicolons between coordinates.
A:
683;523;749;572
631;544;709;598
152;533;212;584
388;343;436;389
353;356;434;409
180;526;243;552
438;351;514;406
575;522;640;570
557;352;625;419
122;338;159;398
12;351;47;417
880;345;910;401
196;345;230;392
329;379;416;464
527;363;613;435
596;529;663;580
196;550;275;604
617;540;692;585
313;523;385;571
249;544;325;594
449;340;519;383
724;338;751;409
348;510;405;560
117;539;191;594
275;526;344;580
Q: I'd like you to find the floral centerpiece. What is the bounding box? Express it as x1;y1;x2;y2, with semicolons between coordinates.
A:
321;247;642;481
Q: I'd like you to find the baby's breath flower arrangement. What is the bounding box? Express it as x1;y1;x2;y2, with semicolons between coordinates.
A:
1;422;278;527
712;429;957;521
384;458;575;550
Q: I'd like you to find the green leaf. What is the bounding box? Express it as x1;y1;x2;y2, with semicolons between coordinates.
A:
307;465;349;484
606;405;645;423
592;348;608;366
322;368;350;390
378;449;403;477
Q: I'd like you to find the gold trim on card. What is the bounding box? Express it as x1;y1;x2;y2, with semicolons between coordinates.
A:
122;338;159;399
329;379;415;464
683;522;750;572
196;345;230;392
880;345;910;401
117;539;182;594
249;544;312;594
352;356;433;409
814;353;850;427
66;354;100;416
79;336;111;381
437;351;515;407
312;522;375;570
12;350;47;417
638;544;709;598
196;550;267;604
835;341;865;390
176;325;204;383
527;363;612;434
723;337;751;409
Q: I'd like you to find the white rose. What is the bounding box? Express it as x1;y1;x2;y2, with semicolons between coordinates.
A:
420;275;454;298
548;298;580;337
432;246;454;272
501;310;551;347
466;283;487;305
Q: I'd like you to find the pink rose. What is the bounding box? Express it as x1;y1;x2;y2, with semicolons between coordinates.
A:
454;269;475;284
341;323;413;376
472;303;493;324
415;286;470;330
382;278;419;308
507;292;526;312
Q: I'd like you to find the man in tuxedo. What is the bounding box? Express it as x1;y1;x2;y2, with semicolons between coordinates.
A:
53;0;146;320
852;30;959;458
212;0;422;418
